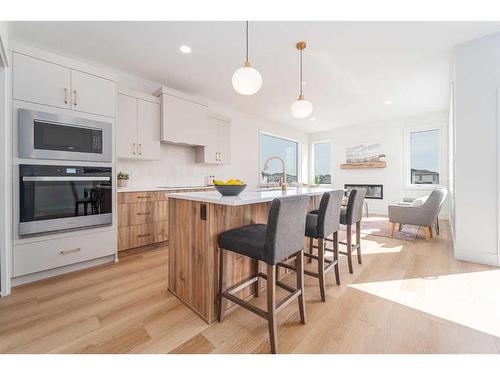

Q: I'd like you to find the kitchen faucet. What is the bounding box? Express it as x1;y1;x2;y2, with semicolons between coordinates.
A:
263;156;287;191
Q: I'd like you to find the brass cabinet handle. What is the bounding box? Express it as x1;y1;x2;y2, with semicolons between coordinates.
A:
137;233;151;238
138;143;142;156
132;143;137;155
136;195;150;199
73;90;77;106
60;247;81;255
64;88;68;104
137;212;151;215
219;152;223;162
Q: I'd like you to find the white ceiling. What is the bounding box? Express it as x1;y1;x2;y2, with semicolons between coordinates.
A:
9;21;500;132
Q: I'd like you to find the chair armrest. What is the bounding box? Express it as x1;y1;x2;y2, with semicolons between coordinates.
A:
388;205;433;226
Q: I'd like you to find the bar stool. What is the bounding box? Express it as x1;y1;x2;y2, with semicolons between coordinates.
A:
217;195;310;354
278;191;343;302
331;188;366;273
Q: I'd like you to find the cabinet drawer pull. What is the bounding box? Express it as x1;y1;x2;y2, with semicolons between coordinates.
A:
73;90;78;106
137;212;151;215
59;247;81;255
138;143;142;156
133;143;137;155
136;195;150;199
64;88;68;104
137;233;151;238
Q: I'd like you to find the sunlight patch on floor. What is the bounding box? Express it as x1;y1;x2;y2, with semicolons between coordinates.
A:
350;269;500;337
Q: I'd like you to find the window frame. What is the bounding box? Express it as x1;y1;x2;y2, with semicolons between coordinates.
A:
403;124;443;190
311;140;332;185
259;131;301;184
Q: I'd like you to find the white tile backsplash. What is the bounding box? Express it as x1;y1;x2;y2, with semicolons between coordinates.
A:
117;143;223;187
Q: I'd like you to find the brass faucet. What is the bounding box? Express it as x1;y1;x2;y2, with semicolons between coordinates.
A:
263;156;287;191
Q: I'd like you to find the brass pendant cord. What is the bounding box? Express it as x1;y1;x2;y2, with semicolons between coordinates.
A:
299;48;303;97
245;21;249;64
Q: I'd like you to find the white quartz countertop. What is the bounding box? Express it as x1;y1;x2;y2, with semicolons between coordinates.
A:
117;186;214;193
167;187;336;206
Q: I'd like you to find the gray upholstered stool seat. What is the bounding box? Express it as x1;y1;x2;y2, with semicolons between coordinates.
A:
218;224;267;263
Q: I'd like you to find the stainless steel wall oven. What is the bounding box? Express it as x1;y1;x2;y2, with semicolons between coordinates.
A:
19;165;113;236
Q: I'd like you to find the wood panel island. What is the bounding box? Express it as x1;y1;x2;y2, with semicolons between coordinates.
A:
167;187;334;323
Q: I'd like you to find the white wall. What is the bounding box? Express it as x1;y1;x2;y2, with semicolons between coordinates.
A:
453;32;500;266
0;21;11;296
309;112;449;217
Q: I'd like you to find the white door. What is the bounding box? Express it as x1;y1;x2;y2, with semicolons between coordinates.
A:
116;94;138;159
137;99;160;160
217;119;231;165
12;53;71;110
71;70;116;117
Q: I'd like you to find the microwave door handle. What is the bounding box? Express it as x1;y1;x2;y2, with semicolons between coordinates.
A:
22;176;111;182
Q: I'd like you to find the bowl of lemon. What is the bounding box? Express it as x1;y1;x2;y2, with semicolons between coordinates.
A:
213;179;247;196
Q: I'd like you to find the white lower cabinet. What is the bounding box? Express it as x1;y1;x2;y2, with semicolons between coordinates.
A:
117;90;160;160
196;115;231;165
13;230;116;277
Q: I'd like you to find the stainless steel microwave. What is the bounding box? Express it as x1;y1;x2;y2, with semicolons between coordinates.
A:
18;109;112;162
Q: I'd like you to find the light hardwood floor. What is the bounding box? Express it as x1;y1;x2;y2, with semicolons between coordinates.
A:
1;221;500;354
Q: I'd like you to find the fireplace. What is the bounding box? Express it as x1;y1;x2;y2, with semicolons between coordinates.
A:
344;184;383;200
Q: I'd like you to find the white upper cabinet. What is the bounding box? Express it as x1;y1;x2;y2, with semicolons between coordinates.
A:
12;51;116;118
70;70;116;117
117;90;160;161
13;53;71;110
117;94;138;159
137;99;161;160
158;91;208;145
195;115;231;165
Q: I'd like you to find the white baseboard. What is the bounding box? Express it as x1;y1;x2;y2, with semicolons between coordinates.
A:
454;248;499;267
11;255;115;287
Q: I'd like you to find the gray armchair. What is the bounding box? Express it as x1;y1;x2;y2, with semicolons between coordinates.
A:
388;187;447;239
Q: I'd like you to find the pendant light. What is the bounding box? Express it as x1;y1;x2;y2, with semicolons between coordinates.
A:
232;21;262;95
291;41;313;118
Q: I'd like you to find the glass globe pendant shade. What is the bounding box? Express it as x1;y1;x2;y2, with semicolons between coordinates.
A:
232;62;262;95
290;95;313;118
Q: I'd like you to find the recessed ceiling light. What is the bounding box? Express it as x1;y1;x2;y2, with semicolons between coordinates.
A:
179;45;192;54
302;81;307;85
385;100;393;105
310;117;316;121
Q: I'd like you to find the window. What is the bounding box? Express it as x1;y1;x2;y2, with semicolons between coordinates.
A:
313;142;331;184
407;128;440;185
260;133;299;184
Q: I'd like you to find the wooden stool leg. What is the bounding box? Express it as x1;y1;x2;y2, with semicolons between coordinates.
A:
318;238;326;302
390;222;396;236
217;248;225;322
346;224;353;273
296;250;306;324
254;259;260;297
333;231;340;285
308;237;313;264
356;221;362;265
267;264;278;354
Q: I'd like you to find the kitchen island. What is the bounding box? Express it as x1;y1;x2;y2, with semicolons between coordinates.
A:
167;187;334;323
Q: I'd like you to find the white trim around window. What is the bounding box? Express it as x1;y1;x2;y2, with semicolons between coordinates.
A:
402;123;444;190
311;140;332;185
259;130;302;184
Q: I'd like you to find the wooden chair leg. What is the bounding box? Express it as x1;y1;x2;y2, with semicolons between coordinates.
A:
398;223;402;231
423;226;429;240
267;264;278;354
217;248;225;322
390;222;396;236
356;221;362;265
346;224;353;273
296;250;306;324
428;226;434;238
308;237;313;264
254;259;260;297
333;231;340;285
318;238;326;302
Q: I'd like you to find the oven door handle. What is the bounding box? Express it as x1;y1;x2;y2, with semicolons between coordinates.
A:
22;176;111;182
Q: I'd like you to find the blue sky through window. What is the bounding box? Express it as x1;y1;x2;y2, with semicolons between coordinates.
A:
260;134;298;182
410;129;439;172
